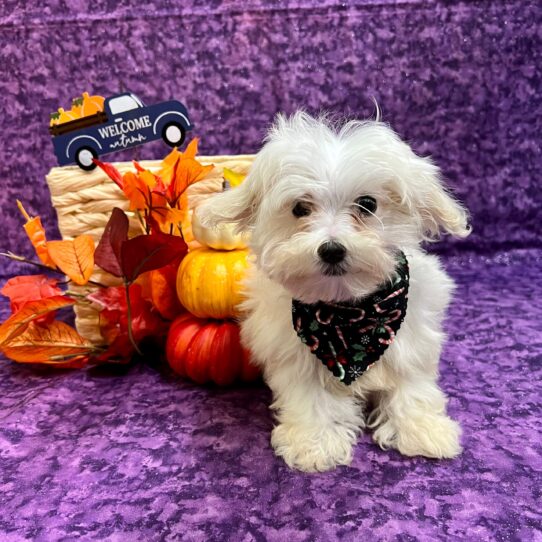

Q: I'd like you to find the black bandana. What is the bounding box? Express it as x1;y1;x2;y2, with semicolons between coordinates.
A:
292;252;409;385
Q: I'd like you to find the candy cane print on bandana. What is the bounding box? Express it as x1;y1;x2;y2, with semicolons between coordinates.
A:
292;252;409;385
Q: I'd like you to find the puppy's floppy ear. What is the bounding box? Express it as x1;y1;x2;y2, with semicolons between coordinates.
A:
412;157;471;240
196;162;264;232
197;112;299;231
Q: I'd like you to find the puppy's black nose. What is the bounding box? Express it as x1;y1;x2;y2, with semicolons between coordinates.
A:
318;241;346;264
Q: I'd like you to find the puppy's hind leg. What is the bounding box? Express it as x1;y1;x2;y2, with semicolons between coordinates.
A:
267;359;364;472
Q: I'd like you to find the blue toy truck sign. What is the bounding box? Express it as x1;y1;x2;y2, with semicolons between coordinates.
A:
49;93;192;170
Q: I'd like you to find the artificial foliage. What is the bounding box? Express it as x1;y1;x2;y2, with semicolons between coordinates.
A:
0;142;260;385
0;141;210;368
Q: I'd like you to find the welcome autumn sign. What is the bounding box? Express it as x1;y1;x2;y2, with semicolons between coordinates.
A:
0;140;212;367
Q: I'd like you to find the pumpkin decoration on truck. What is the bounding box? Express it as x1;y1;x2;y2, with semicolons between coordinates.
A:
49;91;192;170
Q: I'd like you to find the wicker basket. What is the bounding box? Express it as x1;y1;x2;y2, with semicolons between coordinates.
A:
46;155;255;344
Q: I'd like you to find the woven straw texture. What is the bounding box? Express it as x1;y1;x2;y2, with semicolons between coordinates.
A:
46;155;255;343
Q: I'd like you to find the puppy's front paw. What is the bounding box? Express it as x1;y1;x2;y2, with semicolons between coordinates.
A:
373;414;462;459
271;423;357;472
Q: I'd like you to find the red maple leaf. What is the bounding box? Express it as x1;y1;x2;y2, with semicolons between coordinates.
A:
1;275;65;324
94;207;129;277
120;221;187;282
89;284;167;362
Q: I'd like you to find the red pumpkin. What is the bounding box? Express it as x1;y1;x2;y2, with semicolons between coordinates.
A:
166;313;260;386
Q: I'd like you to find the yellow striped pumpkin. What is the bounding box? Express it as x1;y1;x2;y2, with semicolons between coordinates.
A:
176;247;249;319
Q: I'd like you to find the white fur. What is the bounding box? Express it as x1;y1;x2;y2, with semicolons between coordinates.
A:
198;113;470;472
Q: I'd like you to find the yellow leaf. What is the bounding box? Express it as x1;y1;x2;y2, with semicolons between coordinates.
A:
1;321;93;363
47;235;95;285
0;296;75;346
223;168;246;188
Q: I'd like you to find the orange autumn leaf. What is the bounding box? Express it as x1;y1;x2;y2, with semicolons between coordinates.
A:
158;138;205;187
122;171;150;210
165;206;186;225
47;235;95;285
17;200;55;267
0;296;75;347
95;161;155;212
96;142;212;241
151;206;186;229
138;168;160;190
1;320;93;363
159;146;188;184
182;138;199;159
160;147;181;181
111;168;168;212
168;157;214;205
158;147;182;175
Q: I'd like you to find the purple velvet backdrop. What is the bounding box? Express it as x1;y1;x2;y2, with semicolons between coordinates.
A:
1;1;541;541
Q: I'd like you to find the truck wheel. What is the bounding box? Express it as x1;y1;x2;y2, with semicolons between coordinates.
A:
162;122;186;147
75;146;98;171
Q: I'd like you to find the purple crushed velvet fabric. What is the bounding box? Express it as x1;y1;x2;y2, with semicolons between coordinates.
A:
0;1;541;540
1;251;541;541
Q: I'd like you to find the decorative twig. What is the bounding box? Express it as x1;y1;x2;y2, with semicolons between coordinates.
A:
144;209;151;235
0;252;108;288
1;251;55;274
49;349;102;361
135;210;147;232
145;186;153;234
124;280;142;356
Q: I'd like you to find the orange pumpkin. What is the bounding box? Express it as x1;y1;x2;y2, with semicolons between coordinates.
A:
149;262;185;320
166;313;260;385
81;92;105;116
176;247;249;319
56;107;77;125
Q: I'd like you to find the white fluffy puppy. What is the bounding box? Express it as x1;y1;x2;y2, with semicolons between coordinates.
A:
198;112;470;472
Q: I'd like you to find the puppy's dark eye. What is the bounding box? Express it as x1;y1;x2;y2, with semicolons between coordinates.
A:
354;196;377;215
292;201;311;218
